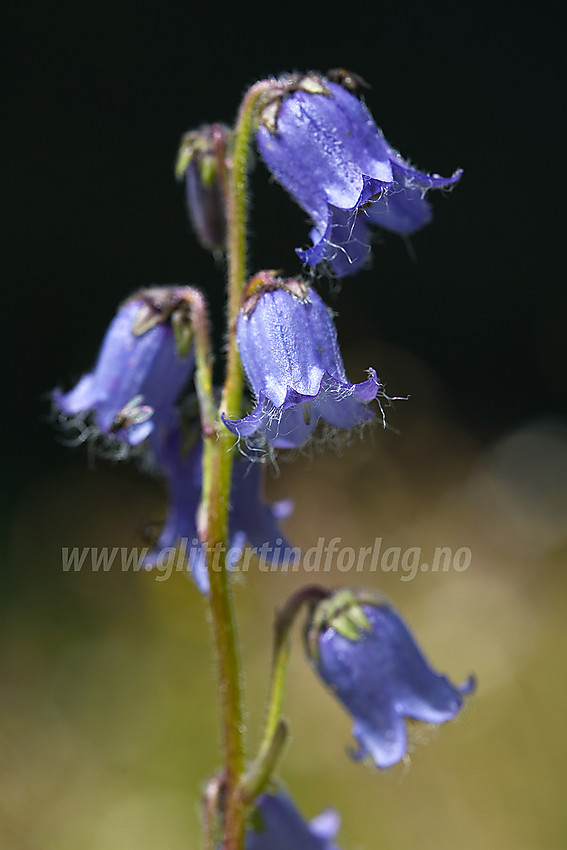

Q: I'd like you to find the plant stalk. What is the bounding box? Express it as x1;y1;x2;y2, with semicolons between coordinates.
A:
200;79;274;850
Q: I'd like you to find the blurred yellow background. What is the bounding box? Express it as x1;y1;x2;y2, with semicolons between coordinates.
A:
4;344;567;850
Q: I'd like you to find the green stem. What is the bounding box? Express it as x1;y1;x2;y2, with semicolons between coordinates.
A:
184;287;216;436
222;80;274;424
200;79;274;850
241;719;288;805
240;586;330;803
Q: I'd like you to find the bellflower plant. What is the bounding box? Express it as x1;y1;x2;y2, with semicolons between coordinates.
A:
304;590;475;768
256;74;462;276
246;792;341;850
53;68;472;850
223;272;381;448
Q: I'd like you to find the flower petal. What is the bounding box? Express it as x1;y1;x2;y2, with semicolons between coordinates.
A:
352;713;408;770
54;374;97;416
297;207;372;277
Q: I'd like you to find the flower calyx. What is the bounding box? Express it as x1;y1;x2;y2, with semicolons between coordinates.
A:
128;286;196;358
257;73;330;135
241;271;308;317
305;588;375;662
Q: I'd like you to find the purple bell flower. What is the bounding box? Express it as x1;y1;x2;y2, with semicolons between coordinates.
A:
246;792;341;850
256;74;462;276
222;274;380;449
54;288;195;446
305;590;475;769
143;419;295;593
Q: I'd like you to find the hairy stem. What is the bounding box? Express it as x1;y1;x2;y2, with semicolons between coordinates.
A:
184;287;216;436
200;79;274;850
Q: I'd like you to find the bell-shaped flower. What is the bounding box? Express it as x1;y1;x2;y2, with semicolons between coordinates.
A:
305;589;475;769
222;274;381;449
256;74;462;277
143;417;296;593
54;288;195;446
246;792;341;850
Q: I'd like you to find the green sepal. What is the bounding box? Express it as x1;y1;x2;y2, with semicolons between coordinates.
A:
171;302;194;358
175;132;198;180
308;589;371;659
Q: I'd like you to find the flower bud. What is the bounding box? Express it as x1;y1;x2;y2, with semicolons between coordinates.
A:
175;124;230;253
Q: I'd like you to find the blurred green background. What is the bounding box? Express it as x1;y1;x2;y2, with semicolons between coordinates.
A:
5;348;567;849
4;2;566;848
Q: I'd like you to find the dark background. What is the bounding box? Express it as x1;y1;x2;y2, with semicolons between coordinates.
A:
5;0;565;501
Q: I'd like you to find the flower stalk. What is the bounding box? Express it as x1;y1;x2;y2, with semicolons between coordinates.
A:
240;586;330;803
199;79;275;850
181;287;216;437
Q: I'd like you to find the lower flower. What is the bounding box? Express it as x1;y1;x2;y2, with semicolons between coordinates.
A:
246;792;341;850
305;589;475;768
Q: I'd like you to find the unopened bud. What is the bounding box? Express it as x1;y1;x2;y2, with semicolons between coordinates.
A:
176;124;231;254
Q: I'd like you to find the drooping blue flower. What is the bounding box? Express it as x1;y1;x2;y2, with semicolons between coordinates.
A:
222;274;380;449
143;418;295;593
305;590;475;769
246;792;341;850
54;288;195;446
256;74;462;277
